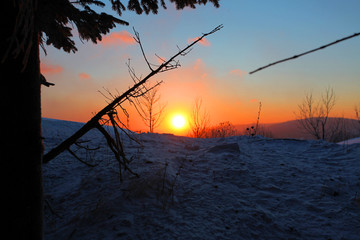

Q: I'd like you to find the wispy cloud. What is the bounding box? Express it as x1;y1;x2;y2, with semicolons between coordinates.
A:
229;69;247;77
101;31;136;46
79;72;91;80
193;58;205;70
187;37;211;46
40;63;63;75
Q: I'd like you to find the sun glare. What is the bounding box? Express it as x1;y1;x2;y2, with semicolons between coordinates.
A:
172;115;186;129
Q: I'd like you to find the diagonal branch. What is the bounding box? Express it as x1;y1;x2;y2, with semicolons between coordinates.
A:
43;24;223;163
250;32;360;74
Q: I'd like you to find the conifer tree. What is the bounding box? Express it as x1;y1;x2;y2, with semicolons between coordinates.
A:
0;1;219;239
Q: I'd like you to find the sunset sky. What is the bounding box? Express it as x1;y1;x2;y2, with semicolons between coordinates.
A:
41;0;360;135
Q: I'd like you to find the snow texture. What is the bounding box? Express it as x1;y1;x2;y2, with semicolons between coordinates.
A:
42;118;360;240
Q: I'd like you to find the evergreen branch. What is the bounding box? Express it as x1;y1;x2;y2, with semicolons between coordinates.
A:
250;32;360;74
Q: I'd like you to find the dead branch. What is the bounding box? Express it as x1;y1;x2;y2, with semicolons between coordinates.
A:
74;141;100;151
43;24;223;163
95;122;139;181
133;27;153;71
67;148;97;167
113;109;141;145
40;74;55;87
254;101;262;135
250;32;360;74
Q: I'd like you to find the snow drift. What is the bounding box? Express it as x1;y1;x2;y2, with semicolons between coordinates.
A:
42;118;360;240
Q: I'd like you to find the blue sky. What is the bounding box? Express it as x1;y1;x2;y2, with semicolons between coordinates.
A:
41;0;360;133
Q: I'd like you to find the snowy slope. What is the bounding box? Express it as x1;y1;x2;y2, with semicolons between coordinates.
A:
42;118;360;240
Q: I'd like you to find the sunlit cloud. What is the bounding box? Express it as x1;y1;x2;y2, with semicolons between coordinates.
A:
40;63;63;75
79;72;91;80
193;58;205;70
229;69;247;77
187;37;211;46
101;31;136;46
158;58;212;104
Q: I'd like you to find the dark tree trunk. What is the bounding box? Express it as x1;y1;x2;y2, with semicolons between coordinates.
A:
1;1;43;239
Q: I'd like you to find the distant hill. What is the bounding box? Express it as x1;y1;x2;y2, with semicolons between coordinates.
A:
234;118;360;141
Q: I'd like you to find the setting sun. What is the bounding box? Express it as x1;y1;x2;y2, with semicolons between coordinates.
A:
172;115;186;129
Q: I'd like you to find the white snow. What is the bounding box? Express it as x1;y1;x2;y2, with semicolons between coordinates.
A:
42;118;360;240
338;137;360;145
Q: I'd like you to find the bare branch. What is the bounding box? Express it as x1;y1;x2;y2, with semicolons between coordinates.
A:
155;54;166;63
44;24;223;163
254;101;262;136
40;74;55;87
67;148;97;167
133;27;153;71
95;121;139;181
98;87;114;102
74;141;100;151
250;32;360;74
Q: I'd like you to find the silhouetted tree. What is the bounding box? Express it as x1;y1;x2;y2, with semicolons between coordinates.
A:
355;105;360;124
190;97;210;138
1;1;219;239
296;87;336;140
133;84;166;133
354;105;360;134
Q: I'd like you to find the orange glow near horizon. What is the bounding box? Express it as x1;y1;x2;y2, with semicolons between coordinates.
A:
40;2;360;137
41;56;359;133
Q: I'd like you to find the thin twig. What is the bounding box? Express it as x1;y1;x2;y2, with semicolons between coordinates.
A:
67;148;97;167
133;27;153;71
74;141;100;151
250;32;360;74
155;54;166;63
96;122;139;181
254;101;262;135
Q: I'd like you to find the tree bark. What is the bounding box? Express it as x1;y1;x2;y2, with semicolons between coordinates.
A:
1;1;43;239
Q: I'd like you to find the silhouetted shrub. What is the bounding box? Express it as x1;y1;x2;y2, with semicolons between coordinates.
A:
206;121;237;138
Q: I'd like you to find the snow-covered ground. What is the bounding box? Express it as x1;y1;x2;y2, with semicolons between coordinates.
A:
42;118;360;240
338;137;360;145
